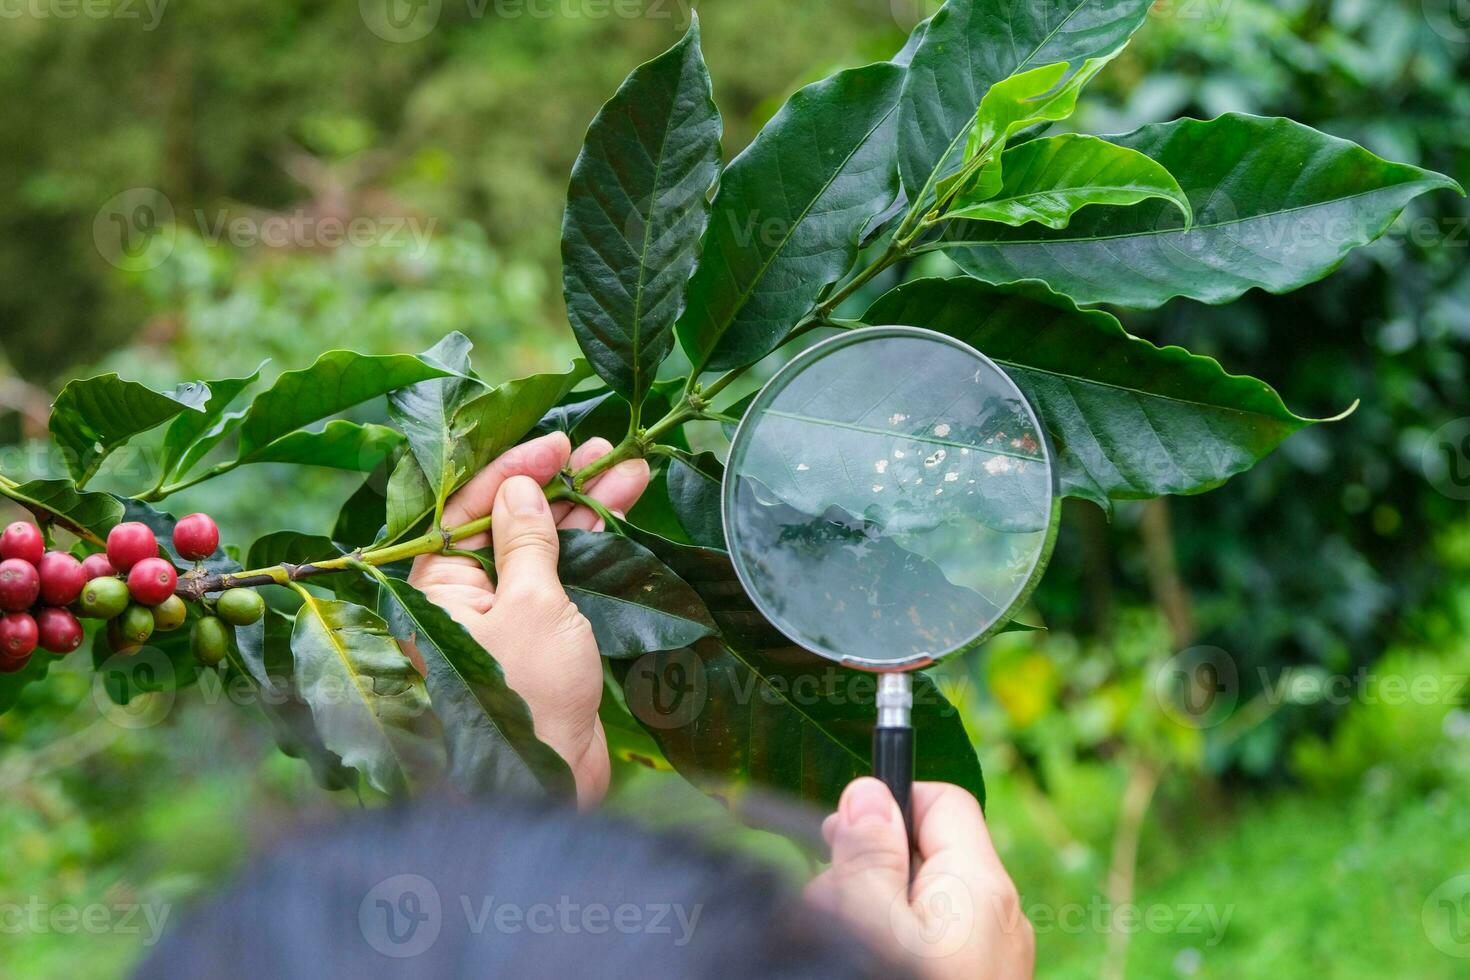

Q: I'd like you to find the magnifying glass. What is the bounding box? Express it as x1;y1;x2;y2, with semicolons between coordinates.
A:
722;326;1058;842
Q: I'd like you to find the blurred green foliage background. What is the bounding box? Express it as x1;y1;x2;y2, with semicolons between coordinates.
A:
2;1;1469;977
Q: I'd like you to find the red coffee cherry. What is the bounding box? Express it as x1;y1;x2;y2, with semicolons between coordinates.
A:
35;608;84;654
37;551;87;607
81;554;117;580
127;557;178;606
0;559;41;612
0;611;38;665
0;522;44;565
172;514;220;562
106;522;159;572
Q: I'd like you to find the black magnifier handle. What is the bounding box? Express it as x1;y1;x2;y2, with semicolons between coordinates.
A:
873;673;917;855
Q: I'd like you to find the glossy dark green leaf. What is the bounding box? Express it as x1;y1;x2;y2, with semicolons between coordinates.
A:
624;462;692;544
158;361;266;481
557;529;717;658
618;530;985;808
676;62;906;373
945;114;1464;308
562;16;721;406
233;350;454;464
388;333;484;514
532;389;621;443
50;374;211;484
666;450;725;548
0;479;123;545
374;575;575;798
897;0;1152;200
949;134;1191;229
232;607;359;793
247;530;338;571
384;362;591;540
290;591;444;797
334;464;391;548
865;277;1344;508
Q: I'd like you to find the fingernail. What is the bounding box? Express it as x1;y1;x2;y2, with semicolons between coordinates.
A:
505;477;546;516
840;779;892;825
615;459;647;477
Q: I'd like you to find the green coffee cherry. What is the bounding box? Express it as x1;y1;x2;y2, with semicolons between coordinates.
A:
79;576;131;620
116;604;155;647
152;594;188;632
190;616;231;667
216;588;265;626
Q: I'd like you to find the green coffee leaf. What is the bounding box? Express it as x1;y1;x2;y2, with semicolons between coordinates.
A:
50;375;210;484
388;333;484;516
383;362;590;540
617;529;985;809
945;114;1464;308
949;134;1190;229
558;529;717;658
939;59;1111;207
677;62;906;373
374;575;576;798
246;421;404;473
562;15;721;407
0;479;123;544
158;361;267;482
898;0;1152;201
290;591;444;797
665;450;725;549
865;277;1347;508
233;607;360;793
234;350;454;463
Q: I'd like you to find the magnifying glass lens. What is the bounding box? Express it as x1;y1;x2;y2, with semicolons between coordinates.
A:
723;328;1056;669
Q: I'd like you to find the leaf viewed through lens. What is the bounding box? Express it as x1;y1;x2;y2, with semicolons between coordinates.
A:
724;331;1054;667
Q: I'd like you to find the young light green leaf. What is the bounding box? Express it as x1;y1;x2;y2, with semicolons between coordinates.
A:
50;375;211;484
665;450;725;549
940;58;1112;207
291;591;444;797
562;15;721;408
234;350;455;463
383;362;590;540
374;575;576;798
865;277;1351;509
0;479;123;545
676;62;906;373
948;134;1192;229
945;113;1465;308
388;333;483;516
557;529;717;658
898;0;1153;201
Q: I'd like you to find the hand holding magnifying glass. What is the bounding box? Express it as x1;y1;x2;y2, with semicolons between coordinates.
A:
724;327;1058;845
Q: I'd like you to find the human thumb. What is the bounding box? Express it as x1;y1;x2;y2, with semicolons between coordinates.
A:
824;777;911;930
491;475;562;601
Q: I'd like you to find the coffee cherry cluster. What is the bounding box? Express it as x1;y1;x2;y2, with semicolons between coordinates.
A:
2;521;87;672
0;513;264;674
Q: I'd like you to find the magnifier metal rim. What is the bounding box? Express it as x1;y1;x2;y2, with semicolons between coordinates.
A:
721;324;1059;673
